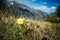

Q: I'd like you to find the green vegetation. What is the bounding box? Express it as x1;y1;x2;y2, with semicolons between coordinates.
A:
45;6;60;23
55;6;60;17
0;10;60;40
0;0;60;40
0;0;6;9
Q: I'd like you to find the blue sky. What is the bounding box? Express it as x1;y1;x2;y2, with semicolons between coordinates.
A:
8;0;60;13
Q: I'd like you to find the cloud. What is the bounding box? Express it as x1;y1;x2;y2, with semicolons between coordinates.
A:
41;2;47;5
32;0;36;1
50;6;56;13
33;5;56;14
51;6;56;10
34;5;50;13
15;0;35;5
15;0;36;2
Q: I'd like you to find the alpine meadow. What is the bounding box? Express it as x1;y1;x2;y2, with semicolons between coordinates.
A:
0;0;60;40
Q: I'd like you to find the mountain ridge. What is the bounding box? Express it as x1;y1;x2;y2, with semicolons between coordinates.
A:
5;1;48;20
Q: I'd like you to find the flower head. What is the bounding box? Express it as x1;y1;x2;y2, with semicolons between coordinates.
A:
16;18;25;24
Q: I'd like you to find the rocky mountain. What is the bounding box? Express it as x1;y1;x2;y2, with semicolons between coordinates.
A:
5;1;48;20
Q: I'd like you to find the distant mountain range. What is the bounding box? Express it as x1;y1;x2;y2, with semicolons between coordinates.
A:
5;1;48;20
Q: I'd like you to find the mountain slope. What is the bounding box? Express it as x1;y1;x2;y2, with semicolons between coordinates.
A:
6;1;48;20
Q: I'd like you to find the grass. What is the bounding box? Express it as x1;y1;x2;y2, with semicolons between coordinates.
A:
0;10;60;40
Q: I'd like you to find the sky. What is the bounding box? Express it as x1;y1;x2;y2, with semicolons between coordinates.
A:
8;0;60;13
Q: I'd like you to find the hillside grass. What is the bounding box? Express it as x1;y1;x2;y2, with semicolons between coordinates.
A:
0;10;60;40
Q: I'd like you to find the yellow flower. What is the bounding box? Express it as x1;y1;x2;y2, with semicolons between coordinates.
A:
16;18;25;24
